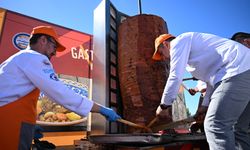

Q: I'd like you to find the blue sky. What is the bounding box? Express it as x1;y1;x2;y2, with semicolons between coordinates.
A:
1;0;250;115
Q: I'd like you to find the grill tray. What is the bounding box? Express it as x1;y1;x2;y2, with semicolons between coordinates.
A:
89;133;206;147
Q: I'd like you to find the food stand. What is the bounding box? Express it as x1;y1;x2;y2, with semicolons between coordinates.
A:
0;0;209;149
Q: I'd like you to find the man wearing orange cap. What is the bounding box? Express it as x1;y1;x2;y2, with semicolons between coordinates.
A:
0;26;121;149
153;32;250;150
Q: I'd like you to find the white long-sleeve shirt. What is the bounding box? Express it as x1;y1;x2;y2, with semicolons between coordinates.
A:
161;32;250;106
0;49;93;116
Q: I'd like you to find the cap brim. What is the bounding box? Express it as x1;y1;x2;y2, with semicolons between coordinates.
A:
55;39;66;52
152;50;162;60
56;44;66;52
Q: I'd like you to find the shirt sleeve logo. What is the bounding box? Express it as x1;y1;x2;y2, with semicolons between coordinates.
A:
43;60;51;66
50;73;59;81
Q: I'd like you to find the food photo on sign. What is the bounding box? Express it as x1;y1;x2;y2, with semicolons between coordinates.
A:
36;77;90;126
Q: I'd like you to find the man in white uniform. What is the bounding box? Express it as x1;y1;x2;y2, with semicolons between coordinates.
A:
231;32;250;48
152;33;250;150
0;26;121;149
188;80;207;132
188;80;207;96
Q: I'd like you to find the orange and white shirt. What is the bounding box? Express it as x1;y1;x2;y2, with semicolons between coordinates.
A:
0;49;93;116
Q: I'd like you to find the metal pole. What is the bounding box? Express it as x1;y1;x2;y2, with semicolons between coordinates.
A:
138;0;142;14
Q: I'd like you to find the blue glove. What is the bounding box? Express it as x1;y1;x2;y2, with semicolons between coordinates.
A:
99;107;121;122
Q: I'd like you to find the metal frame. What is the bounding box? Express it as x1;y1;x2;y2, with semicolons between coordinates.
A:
93;0;129;134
